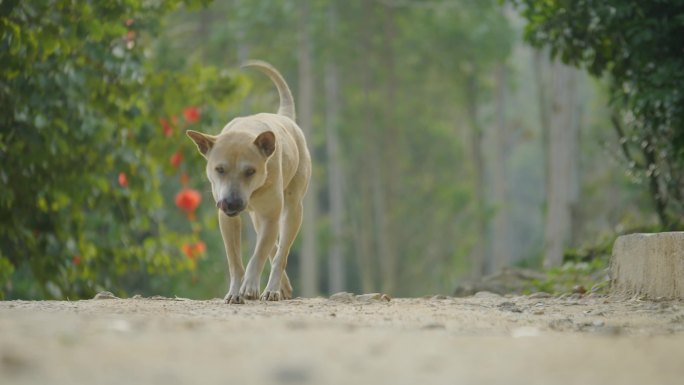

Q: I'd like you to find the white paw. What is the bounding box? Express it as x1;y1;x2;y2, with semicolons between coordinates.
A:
224;292;244;304
239;278;260;300
261;289;282;301
281;281;293;300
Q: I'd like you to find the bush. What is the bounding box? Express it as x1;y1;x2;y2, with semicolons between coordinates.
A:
0;0;241;299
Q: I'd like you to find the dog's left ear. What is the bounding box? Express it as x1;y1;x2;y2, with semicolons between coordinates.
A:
186;130;216;158
254;131;276;157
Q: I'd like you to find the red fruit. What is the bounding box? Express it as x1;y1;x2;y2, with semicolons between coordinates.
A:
170;151;183;168
118;172;128;188
175;188;202;214
183;107;200;124
72;255;81;265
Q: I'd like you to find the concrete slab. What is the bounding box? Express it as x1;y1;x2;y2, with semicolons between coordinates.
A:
611;232;684;299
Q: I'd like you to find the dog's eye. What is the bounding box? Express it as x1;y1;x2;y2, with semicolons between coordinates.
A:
215;167;225;175
244;168;256;177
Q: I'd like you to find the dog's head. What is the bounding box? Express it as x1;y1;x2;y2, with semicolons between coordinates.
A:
186;129;275;217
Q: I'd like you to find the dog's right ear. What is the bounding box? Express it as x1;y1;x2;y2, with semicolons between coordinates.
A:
186;130;216;158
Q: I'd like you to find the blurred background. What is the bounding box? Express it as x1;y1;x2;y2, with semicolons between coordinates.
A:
1;0;681;300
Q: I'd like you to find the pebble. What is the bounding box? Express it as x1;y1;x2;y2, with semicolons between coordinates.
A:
330;292;354;301
93;291;118;300
528;292;552;299
421;323;446;330
497;301;523;313
431;295;448;300
474;291;501;299
356;293;382;301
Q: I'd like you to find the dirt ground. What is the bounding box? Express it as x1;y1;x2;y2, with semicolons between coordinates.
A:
1;292;683;385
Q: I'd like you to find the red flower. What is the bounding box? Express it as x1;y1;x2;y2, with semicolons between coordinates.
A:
118;172;128;188
183;107;200;124
160;118;173;137
72;255;81;265
170;151;183;168
194;241;206;255
180;172;189;187
175;188;202;217
181;241;206;260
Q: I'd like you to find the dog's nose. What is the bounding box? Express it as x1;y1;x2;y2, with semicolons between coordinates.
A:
217;198;244;216
226;198;244;212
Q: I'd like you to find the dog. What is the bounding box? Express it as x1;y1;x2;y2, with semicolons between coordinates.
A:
186;60;311;304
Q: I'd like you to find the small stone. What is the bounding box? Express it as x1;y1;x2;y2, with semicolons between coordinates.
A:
431;294;448;300
528;292;552;299
421;323;445;330
380;294;392;302
474;291;501;299
330;292;354;301
131;294;143;299
356;293;382;301
548;318;574;331
93;291;118;300
572;285;587;295
497;301;522;313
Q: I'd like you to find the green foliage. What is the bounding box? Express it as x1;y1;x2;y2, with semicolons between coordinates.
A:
0;0;241;299
530;259;609;295
512;0;684;228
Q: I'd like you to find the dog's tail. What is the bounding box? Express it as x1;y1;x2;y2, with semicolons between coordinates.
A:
241;60;296;121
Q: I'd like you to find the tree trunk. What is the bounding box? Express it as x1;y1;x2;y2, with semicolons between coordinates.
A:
491;63;510;272
465;75;487;279
325;2;346;294
543;61;580;267
298;2;318;296
376;3;398;294
353;0;379;293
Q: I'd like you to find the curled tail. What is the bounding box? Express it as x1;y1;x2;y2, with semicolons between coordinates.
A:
241;60;296;121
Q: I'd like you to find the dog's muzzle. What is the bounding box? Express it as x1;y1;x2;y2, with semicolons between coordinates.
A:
217;198;245;217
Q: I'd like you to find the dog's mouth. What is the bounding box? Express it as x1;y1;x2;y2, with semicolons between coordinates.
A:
224;210;240;217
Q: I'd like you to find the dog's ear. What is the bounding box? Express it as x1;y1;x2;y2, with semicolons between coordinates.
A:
186;130;216;158
254;131;276;157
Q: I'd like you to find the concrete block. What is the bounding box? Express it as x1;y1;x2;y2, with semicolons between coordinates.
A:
611;232;684;299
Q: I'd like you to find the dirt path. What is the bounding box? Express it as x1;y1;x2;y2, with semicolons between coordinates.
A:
1;293;683;385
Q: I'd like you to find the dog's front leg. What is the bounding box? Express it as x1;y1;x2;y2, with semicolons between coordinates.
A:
219;212;244;304
239;215;279;300
262;200;303;301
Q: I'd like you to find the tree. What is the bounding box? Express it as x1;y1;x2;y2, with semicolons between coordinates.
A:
0;0;238;299
513;0;684;229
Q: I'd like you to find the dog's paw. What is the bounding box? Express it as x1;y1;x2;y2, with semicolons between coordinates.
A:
260;290;282;301
280;282;293;300
239;280;260;300
224;292;244;305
